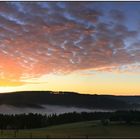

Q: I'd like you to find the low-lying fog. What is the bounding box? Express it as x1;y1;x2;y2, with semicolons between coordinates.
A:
0;104;113;115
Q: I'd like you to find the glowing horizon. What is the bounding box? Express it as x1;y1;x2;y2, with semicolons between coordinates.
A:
0;71;139;95
0;2;139;95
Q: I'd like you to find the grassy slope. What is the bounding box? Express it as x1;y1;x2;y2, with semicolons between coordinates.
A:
1;120;140;138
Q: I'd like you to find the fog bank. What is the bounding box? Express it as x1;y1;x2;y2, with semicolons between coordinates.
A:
0;104;113;115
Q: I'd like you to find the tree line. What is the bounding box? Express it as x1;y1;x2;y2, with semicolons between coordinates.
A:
0;111;140;129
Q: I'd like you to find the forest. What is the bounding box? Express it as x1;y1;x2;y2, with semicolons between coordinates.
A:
0;110;140;129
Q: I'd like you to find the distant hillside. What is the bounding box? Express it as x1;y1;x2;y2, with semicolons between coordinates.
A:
0;91;139;110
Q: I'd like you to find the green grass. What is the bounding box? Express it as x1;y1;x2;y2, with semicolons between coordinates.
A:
1;120;140;138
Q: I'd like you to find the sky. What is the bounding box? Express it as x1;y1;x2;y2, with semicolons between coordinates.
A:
0;2;139;95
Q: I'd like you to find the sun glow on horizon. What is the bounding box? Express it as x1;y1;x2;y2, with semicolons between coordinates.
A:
0;71;139;96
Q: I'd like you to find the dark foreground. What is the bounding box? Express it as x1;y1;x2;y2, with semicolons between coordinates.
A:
0;111;140;138
1;120;140;138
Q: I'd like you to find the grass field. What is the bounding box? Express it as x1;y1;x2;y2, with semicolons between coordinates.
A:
0;120;140;138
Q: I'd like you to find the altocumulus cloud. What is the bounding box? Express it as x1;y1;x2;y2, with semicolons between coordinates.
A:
0;2;139;82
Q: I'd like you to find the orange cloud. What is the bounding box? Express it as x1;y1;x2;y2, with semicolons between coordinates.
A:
0;2;139;83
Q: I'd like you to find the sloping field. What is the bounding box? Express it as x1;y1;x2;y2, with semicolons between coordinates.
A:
1;120;140;138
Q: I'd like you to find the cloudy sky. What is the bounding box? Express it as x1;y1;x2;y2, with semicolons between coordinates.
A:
0;2;139;95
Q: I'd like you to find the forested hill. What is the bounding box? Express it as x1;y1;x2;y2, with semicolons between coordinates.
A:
0;91;139;110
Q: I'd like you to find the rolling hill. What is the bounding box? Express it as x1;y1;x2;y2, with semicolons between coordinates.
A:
0;91;139;110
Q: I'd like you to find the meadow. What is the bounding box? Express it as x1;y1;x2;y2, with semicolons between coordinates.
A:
1;120;140;138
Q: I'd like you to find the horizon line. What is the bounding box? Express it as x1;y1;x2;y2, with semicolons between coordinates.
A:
0;90;139;96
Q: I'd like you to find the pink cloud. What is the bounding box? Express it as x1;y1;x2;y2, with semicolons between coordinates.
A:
0;2;139;82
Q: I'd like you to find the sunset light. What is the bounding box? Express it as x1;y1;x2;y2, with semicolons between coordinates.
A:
0;2;139;95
